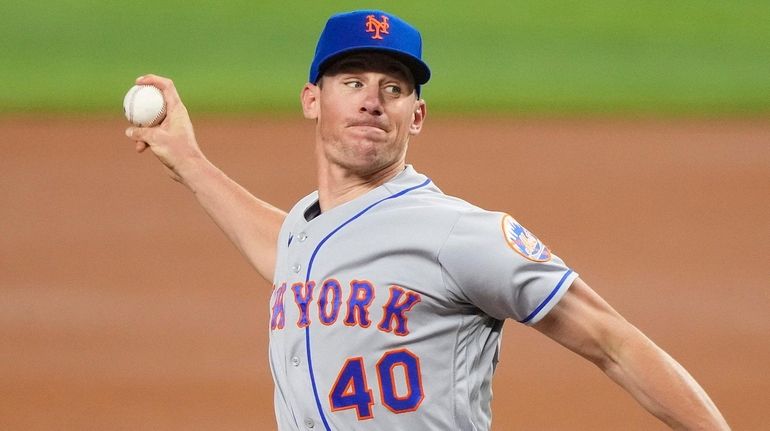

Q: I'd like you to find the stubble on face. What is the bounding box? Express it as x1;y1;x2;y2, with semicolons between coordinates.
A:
314;53;420;178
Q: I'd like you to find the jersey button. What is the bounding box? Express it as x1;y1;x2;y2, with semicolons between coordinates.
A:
291;356;300;367
298;232;308;242
291;263;301;273
304;418;315;428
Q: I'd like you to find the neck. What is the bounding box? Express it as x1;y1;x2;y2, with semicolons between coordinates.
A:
316;160;405;212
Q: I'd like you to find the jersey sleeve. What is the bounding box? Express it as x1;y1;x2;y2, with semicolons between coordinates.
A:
438;210;578;325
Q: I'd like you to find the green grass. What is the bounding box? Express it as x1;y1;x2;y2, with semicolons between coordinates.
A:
2;1;769;115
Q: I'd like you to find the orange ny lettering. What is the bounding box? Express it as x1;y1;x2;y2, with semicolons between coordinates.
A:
365;15;390;40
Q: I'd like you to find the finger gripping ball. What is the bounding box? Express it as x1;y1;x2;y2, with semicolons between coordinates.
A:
123;85;166;127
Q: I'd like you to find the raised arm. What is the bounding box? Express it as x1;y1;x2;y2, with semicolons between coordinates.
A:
124;74;286;282
533;277;730;430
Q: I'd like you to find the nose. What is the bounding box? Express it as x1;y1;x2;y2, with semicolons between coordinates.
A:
359;86;383;116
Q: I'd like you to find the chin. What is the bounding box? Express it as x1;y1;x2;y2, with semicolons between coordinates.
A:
338;154;393;176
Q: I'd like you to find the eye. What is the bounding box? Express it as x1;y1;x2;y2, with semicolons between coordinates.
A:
384;84;402;95
345;80;363;89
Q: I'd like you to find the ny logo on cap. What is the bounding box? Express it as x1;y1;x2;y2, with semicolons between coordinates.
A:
365;14;390;39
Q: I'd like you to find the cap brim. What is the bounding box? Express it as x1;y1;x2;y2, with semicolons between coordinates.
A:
315;47;431;86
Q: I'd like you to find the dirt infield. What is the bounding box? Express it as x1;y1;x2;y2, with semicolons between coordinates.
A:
2;117;768;430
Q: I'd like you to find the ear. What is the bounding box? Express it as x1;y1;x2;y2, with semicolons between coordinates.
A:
301;83;320;120
409;99;427;136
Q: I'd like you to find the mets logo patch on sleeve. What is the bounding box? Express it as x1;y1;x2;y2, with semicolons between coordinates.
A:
501;214;552;262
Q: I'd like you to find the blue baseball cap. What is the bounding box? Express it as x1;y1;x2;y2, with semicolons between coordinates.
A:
309;10;431;90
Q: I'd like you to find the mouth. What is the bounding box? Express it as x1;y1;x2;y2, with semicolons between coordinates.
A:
347;121;389;133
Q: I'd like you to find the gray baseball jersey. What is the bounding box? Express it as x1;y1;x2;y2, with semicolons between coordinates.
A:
269;165;578;430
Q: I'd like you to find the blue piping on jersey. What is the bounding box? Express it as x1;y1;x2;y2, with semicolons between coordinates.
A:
303;178;432;431
518;269;574;324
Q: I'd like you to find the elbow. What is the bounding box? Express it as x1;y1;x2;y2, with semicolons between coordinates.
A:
586;316;639;374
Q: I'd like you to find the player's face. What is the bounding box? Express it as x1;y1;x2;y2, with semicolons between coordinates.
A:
302;53;427;176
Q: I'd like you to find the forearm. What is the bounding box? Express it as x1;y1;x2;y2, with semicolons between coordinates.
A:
180;156;286;282
124;75;286;283
599;324;730;430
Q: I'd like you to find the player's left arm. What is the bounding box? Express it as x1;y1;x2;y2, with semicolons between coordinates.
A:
533;277;730;430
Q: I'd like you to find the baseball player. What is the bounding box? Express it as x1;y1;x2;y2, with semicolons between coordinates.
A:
124;9;730;430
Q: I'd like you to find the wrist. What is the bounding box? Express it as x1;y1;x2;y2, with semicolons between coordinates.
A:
176;154;218;192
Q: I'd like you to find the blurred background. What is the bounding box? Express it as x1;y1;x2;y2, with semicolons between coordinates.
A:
2;1;769;430
2;0;769;115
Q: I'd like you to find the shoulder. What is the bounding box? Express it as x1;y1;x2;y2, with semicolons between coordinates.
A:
379;181;489;234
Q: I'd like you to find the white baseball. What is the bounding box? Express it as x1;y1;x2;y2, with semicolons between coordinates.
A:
123;85;167;127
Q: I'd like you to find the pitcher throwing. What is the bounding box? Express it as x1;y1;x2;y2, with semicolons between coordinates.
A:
124;9;730;430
